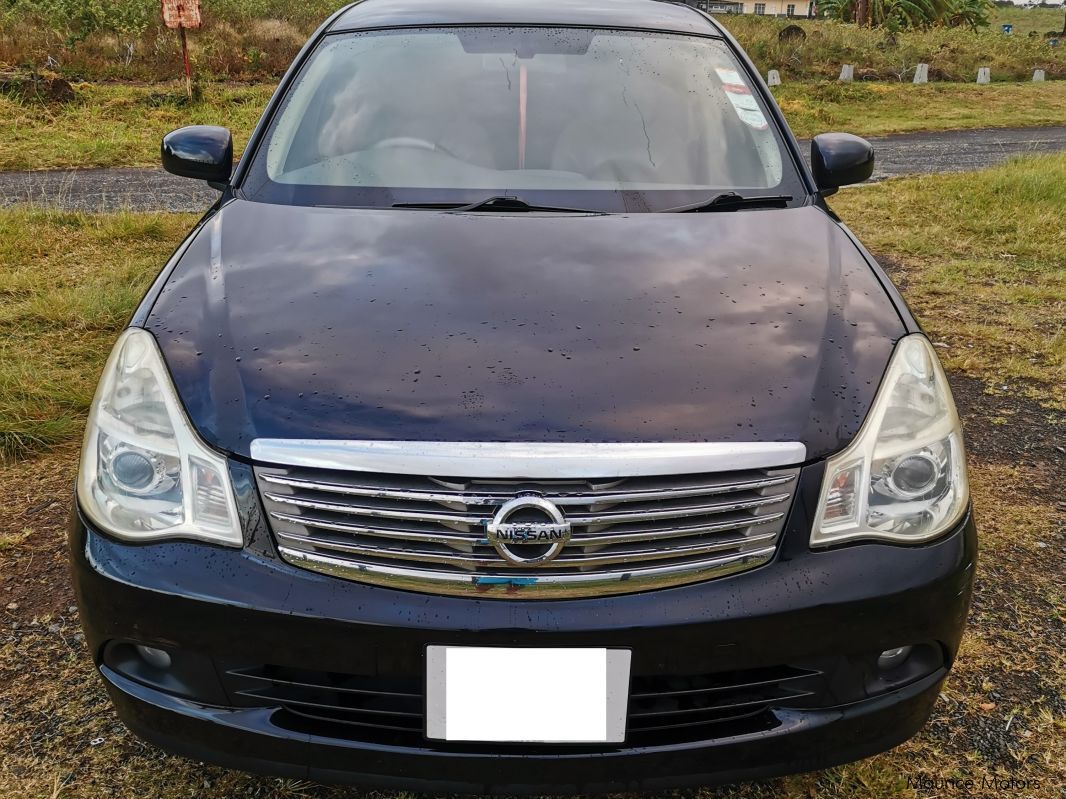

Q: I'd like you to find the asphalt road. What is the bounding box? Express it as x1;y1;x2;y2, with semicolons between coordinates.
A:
2;125;1064;213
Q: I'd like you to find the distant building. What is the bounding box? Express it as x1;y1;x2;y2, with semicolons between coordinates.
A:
687;0;745;13
683;0;816;16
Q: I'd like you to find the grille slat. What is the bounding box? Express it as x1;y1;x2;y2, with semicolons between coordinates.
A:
256;463;799;598
574;513;784;545
222;662;820;747
272;509;785;547
563;494;790;524
630;669;815;699
259;471;795;506
278;545;779;591
627;688;813;717
237;689;423;719
230;669;421;699
264;492;487;525
276;529;781;568
264;490;791;526
283;705;424;733
275;532;498;567
625;707;769;732
270;511;484;545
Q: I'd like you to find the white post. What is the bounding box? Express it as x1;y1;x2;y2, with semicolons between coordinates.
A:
913;63;929;84
767;69;781;87
838;64;854;82
1033;69;1046;82
976;67;991;85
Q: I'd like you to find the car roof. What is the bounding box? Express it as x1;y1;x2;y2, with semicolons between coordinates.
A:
330;0;722;36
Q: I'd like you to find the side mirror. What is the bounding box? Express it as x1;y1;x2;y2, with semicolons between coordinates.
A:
161;125;233;187
811;133;874;195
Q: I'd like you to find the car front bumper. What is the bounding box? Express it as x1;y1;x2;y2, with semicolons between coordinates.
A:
69;483;976;793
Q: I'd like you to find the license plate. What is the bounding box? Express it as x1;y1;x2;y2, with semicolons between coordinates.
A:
425;646;631;743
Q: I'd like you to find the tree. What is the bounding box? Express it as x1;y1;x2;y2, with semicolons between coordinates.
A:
820;0;994;28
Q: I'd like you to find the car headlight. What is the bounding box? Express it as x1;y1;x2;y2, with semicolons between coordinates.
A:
812;334;968;547
77;328;242;546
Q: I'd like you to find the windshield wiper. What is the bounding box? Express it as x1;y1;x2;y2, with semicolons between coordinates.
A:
393;196;604;214
659;192;794;213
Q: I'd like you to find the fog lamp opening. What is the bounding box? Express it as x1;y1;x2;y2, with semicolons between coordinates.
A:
877;645;913;670
135;645;172;669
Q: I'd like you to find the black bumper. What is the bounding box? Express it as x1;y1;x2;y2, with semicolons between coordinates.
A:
69;490;976;793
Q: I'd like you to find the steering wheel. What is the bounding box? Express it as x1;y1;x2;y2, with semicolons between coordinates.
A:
372;137;466;163
587;157;660;184
372;137;439;152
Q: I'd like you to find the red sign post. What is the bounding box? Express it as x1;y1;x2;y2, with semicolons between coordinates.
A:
161;0;202;97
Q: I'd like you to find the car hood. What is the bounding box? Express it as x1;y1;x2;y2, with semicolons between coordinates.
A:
146;200;904;461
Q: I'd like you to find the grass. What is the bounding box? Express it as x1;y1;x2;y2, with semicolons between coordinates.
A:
0;209;196;460
719;15;1065;82
0;158;1064;798
774;79;1066;138
1;6;1063;82
0;82;273;171
0;80;1064;172
990;6;1066;38
831;153;1066;406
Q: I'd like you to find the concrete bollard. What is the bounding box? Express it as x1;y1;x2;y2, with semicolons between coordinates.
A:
1033;69;1046;82
913;63;929;84
838;64;854;82
767;69;781;87
976;67;991;84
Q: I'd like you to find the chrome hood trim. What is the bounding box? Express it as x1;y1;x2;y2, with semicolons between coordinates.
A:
250;439;808;478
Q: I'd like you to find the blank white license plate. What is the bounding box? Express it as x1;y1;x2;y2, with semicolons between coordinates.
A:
425;646;631;743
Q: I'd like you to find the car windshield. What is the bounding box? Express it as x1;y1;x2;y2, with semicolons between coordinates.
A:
240;26;803;211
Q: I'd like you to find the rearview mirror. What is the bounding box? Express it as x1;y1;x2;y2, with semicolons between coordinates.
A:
161;126;233;187
811;133;875;195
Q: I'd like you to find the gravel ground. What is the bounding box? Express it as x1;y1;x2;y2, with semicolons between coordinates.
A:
0;166;219;213
858;125;1066;181
1;126;1064;213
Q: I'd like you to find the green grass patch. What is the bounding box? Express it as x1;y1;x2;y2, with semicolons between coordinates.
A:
0;82;273;171
775;80;1066;138
0;208;196;460
2;80;1064;171
832;152;1066;405
990;6;1066;38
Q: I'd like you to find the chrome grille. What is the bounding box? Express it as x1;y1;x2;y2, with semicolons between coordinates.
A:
254;461;799;599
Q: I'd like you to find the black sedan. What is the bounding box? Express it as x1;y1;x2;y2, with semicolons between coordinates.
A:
70;0;975;791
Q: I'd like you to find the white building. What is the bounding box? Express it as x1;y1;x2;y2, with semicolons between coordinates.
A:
686;0;816;16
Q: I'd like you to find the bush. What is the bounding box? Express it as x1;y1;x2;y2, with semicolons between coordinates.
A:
0;1;1063;81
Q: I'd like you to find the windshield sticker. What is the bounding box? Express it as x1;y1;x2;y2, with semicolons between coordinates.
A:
715;68;768;131
714;67;745;90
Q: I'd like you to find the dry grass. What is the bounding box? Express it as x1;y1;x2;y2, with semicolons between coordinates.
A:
0;2;332;81
720;15;1065;82
0;5;1063;82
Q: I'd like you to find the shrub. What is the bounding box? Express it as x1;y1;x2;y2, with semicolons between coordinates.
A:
0;1;1062;81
